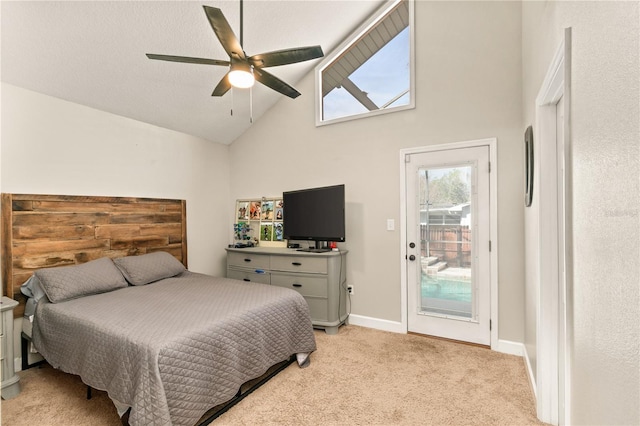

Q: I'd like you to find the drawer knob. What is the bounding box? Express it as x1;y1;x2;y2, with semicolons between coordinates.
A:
292;262;302;266
292;283;302;287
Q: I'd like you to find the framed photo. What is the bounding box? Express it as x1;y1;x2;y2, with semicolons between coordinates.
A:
525;125;534;207
249;201;261;220
274;222;284;241
261;200;274;220
260;223;273;241
236;201;249;220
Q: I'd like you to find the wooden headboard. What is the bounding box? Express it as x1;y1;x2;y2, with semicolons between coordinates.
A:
1;193;187;316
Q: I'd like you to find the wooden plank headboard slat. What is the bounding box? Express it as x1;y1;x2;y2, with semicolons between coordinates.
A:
1;193;188;317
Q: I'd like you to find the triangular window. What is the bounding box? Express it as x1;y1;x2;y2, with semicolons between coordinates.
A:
316;0;414;125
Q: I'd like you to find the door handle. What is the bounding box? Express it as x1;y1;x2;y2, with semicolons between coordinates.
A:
409;242;416;248
409;255;416;261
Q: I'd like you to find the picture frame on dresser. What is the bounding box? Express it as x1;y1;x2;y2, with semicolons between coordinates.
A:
234;197;285;248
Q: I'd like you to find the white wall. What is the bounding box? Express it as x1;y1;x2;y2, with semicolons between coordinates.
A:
1;83;232;277
522;2;640;424
229;1;525;341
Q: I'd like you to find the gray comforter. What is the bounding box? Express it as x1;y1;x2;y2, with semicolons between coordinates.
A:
33;271;317;426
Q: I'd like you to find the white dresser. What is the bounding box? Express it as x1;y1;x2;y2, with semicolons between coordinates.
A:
227;247;348;334
1;296;20;399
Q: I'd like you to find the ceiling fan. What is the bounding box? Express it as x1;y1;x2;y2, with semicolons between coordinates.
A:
146;2;324;99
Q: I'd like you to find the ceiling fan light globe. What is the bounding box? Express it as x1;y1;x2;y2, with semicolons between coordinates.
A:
228;70;255;89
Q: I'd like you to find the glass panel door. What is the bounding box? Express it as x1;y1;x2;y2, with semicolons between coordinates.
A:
420;166;473;319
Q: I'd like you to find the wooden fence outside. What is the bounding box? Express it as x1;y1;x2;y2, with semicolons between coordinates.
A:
420;224;471;267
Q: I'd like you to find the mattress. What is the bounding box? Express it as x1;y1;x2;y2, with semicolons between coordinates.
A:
32;271;317;426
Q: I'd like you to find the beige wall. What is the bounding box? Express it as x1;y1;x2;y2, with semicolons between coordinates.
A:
522;2;640;424
229;1;524;340
1;83;232;277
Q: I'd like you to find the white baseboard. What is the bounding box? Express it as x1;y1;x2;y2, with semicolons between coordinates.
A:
523;345;537;398
348;316;529;360
347;314;404;333
493;339;525;356
494;340;537;401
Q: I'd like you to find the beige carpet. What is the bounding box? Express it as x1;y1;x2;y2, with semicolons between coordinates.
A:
1;325;544;425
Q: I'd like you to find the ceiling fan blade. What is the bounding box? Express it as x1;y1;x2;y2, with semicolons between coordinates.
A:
212;73;232;97
203;6;245;60
146;54;229;66
248;46;324;68
254;68;301;99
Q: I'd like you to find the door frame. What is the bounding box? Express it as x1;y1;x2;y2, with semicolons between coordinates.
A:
399;138;498;349
534;28;572;425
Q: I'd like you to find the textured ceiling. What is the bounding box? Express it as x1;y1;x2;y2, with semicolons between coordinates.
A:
1;1;383;145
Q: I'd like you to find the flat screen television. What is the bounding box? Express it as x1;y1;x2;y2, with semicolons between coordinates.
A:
283;184;345;252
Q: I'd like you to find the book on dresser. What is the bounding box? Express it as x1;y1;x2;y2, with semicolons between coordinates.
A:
226;247;348;335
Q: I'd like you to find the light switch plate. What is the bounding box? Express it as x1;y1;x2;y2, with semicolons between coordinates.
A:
386;219;395;231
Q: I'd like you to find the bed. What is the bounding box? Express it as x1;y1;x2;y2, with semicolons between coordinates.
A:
1;194;317;425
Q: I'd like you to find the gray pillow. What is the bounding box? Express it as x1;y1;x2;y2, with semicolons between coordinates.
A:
34;257;128;303
21;275;49;317
113;251;186;286
21;275;47;303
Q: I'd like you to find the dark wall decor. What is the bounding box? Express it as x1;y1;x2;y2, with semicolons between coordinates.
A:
524;125;534;207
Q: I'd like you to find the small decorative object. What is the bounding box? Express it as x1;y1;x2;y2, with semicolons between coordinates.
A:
525;125;534;207
234;222;251;241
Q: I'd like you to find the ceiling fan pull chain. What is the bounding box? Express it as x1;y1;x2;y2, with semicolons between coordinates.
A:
250;86;253;124
231;87;234;116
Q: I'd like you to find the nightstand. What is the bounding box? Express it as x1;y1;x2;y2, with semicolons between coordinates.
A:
1;296;21;399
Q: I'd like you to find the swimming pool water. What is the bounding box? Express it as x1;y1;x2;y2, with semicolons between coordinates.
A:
421;275;472;303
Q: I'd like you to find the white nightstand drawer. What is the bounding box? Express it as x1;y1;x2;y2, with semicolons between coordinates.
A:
227;252;270;269
270;255;327;274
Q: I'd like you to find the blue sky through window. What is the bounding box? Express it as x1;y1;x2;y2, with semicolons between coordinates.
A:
323;27;410;121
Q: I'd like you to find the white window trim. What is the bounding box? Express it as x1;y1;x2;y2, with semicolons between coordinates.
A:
314;0;415;127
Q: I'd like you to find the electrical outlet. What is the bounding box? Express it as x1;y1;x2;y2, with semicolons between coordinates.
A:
347;285;354;295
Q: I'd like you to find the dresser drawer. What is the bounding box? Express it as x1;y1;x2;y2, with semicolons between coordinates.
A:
227;267;270;285
271;273;328;298
227;252;270;269
270;255;327;274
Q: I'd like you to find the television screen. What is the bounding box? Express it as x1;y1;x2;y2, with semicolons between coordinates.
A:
283;184;345;244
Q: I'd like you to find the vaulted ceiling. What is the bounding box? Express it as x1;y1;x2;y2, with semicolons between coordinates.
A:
1;1;383;145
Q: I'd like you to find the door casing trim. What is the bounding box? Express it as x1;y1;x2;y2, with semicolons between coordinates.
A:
399;138;498;349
